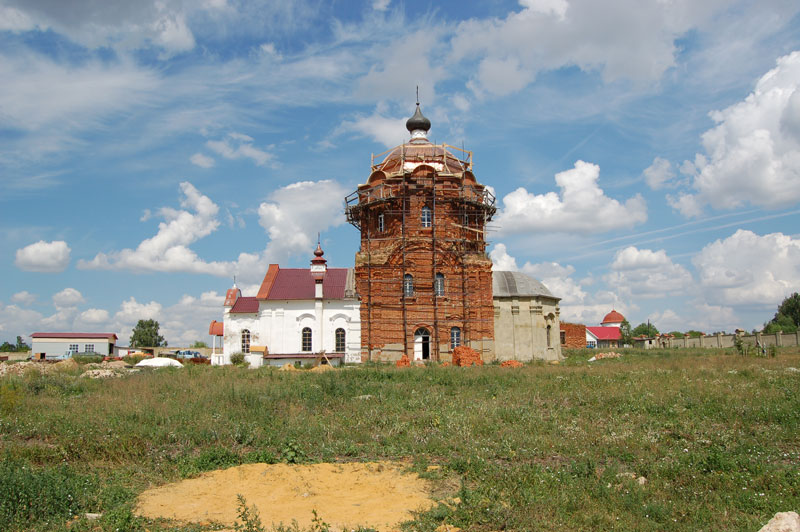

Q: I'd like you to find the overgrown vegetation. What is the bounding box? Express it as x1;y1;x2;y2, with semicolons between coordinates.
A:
0;347;798;531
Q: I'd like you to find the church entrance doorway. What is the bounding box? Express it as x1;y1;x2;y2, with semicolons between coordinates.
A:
414;328;430;361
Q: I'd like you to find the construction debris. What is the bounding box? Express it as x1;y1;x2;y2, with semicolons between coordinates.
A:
396;354;411;368
588;352;622;362
500;360;523;368
452;346;483;367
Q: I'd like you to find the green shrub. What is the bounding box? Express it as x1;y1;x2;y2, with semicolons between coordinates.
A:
230;352;246;366
72;354;105;364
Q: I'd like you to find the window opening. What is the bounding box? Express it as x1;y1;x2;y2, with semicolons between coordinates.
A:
547;325;552;347
434;273;445;297
421;206;432;228
377;213;385;232
85;344;94;353
403;274;414;297
450;327;461;350
69;344;79;353
241;329;251;353
560;331;566;345
302;327;312;352
335;328;346;352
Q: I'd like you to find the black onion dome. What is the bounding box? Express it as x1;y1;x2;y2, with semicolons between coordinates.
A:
406;104;431;134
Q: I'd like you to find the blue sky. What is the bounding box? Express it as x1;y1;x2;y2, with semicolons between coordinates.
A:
2;0;799;346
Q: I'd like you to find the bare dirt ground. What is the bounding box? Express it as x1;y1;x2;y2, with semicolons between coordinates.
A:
135;461;436;531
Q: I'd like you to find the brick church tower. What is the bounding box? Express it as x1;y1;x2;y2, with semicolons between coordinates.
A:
345;103;496;362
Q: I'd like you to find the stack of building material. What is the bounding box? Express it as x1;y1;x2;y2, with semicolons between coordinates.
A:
452;346;483;367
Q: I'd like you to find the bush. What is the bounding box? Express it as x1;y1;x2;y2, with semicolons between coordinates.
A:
230;352;246;366
72;354;104;365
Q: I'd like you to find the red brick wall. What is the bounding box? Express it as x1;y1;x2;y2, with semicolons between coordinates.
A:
560;322;586;349
352;165;495;361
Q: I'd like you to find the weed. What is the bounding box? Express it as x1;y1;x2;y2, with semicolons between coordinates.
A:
234;494;266;532
280;440;306;464
230;353;246;366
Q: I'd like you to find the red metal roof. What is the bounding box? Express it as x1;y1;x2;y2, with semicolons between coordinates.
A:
265;268;350;300
601;310;625;324
224;288;240;307
31;332;117;340
586;326;621;341
230;297;259;313
586;327;622;340
257;264;279;299
208;320;224;336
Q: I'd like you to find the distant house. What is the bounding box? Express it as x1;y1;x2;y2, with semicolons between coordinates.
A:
31;333;117;358
586;326;621;348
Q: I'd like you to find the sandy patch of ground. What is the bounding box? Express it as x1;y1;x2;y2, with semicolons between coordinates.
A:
136;461;435;531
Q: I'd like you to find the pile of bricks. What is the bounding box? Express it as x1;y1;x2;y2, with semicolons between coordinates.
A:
452;346;483;367
500;360;523;368
396;354;411;367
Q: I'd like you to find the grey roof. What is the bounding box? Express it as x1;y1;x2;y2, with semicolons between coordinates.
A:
492;271;559;300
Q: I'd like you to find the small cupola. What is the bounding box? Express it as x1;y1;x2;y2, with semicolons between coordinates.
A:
224;281;241;307
406;102;431;140
310;240;327;277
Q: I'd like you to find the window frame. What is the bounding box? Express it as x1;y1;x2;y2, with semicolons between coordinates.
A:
69;344;79;353
335;328;346;352
241;329;251;353
434;272;445;297
377;213;385;233
302;327;312;352
421;206;432;228
450;327;461;350
84;344;95;353
403;274;414;297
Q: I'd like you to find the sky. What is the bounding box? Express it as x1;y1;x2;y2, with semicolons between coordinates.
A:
1;0;800;346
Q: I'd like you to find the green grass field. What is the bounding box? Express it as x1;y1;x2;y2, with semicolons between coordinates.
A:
0;348;798;531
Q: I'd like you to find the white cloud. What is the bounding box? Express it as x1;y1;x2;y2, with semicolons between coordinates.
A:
0;303;43;336
605;246;694;298
206;133;273;166
520;0;568;19
159;291;225;346
52;288;84;308
450;0;729;97
15;240;71;272
0;5;34;31
490;242;596;317
671;51;800;216
372;0;391;12
489;243;519;271
356;30;445;104
340;110;407;148
692;229;800;306
190;152;215;168
78;182;230;276
11;291;36;306
643;156;677;190
258;179;349;263
494;160;647;235
80;308;110;324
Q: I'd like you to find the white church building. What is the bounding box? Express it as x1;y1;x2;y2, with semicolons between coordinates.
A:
212;244;361;367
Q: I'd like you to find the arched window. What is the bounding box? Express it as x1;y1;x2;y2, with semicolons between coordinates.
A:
302;327;312;352
421;206;432;228
450;327;461;350
546;325;552;347
377;213;385;232
241;329;251;353
403;274;414;297
434;273;445;297
335;328;346;352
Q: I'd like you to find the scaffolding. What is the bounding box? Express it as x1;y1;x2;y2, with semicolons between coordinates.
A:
344;142;497;361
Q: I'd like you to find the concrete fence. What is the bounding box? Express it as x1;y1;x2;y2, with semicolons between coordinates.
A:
652;331;800;350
